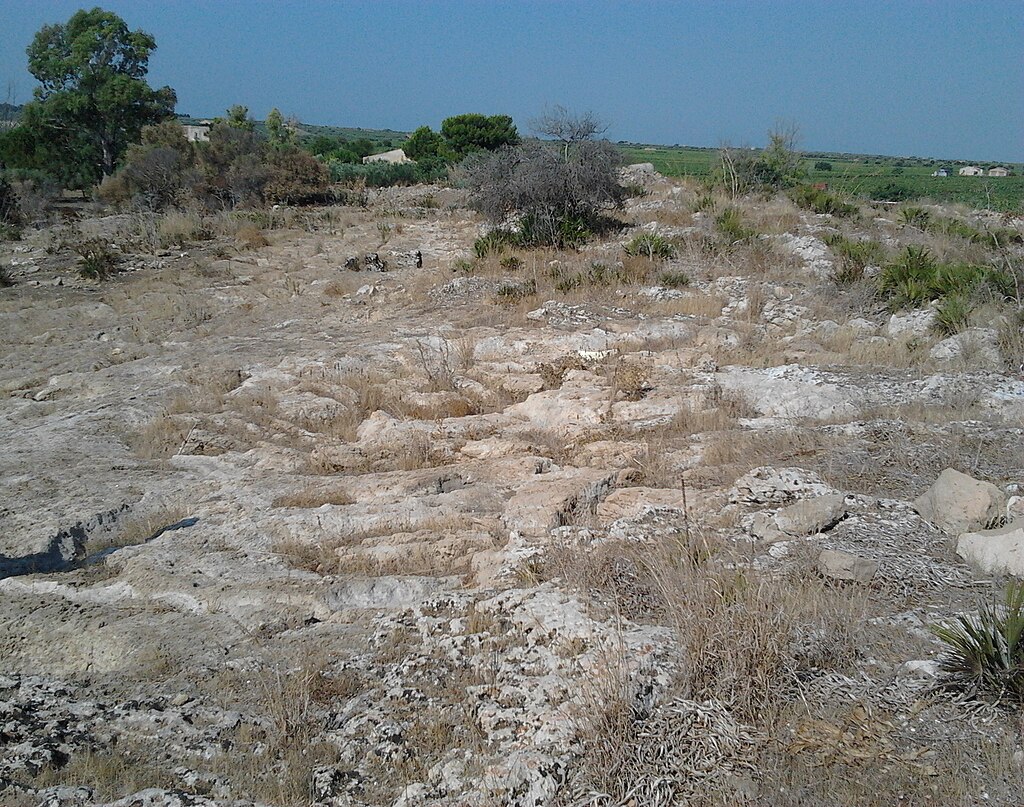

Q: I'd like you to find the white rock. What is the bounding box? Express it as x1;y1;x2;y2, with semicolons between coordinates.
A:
885;309;935;339
956;519;1024;577
914;468;1007;535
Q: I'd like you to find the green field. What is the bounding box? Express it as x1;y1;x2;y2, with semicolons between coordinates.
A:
620;144;1024;212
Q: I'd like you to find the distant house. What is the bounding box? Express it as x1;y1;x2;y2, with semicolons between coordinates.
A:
958;166;984;176
931;168;948;177
183;123;211;143
362;148;414;165
988;166;1010;177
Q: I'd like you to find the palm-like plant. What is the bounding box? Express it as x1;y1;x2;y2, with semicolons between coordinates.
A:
932;581;1024;702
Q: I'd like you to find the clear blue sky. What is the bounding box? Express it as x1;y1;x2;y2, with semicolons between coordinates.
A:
2;1;1022;161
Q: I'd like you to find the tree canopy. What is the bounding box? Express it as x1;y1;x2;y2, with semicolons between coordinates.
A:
19;7;176;183
440;114;519;159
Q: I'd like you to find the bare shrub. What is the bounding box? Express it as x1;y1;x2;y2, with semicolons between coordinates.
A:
460;108;625;248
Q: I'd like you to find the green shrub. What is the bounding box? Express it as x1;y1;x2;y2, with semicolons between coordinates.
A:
74;237;120;280
0;176;22;240
898;205;931;229
932;581;1024;702
624;232;675;259
824;234;885;285
715;207;757;244
658;270;691;288
329;161;418;188
933;293;972;335
495;278;536;303
878;246;1010;320
871;181;915;202
474;230;514;258
814;160;832;172
790;185;856;217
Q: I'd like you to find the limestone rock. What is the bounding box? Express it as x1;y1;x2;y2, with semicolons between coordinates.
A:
596;487;689;523
914;468;1006;535
751;494;847;540
929;327;1002;370
730;466;836;505
956;519;1024;577
818;548;878;582
773;494;847;536
885;309;935;339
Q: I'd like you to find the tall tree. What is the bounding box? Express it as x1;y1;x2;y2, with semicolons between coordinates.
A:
23;7;176;181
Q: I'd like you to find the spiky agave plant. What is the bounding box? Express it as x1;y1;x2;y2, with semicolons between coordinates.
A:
932;581;1024;702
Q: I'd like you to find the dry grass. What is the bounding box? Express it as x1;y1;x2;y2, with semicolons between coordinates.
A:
235;224;270;250
157;210;208;247
29;746;178;802
692;426;832;489
127;414;193;459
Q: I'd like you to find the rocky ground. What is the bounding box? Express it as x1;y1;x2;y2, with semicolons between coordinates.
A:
1;172;1023;806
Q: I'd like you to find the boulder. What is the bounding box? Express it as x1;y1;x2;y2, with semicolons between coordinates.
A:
913;468;1007;535
956;519;1024;577
818;548;878;583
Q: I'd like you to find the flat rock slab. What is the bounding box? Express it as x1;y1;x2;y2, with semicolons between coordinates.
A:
818;548;879;583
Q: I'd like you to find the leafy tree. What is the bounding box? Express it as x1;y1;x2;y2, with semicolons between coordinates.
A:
814;160;832;172
22;8;176;182
224;105;255;131
404;126;452;161
349;138;376;158
441;113;519;159
265;107;296;150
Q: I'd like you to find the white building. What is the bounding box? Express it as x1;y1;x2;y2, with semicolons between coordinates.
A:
958;166;984;176
362;148;414;165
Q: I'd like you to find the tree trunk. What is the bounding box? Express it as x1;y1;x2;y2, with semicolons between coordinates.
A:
100;137;115;178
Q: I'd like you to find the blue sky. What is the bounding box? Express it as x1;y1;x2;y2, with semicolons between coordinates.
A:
2;1;1021;161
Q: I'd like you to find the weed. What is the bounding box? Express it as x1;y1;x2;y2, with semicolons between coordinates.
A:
898;205;932;229
75;237;120;280
495;278;536;303
933;293;972;335
715;207;757;244
499;254;523;272
825;233;886;285
474;229;514;258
